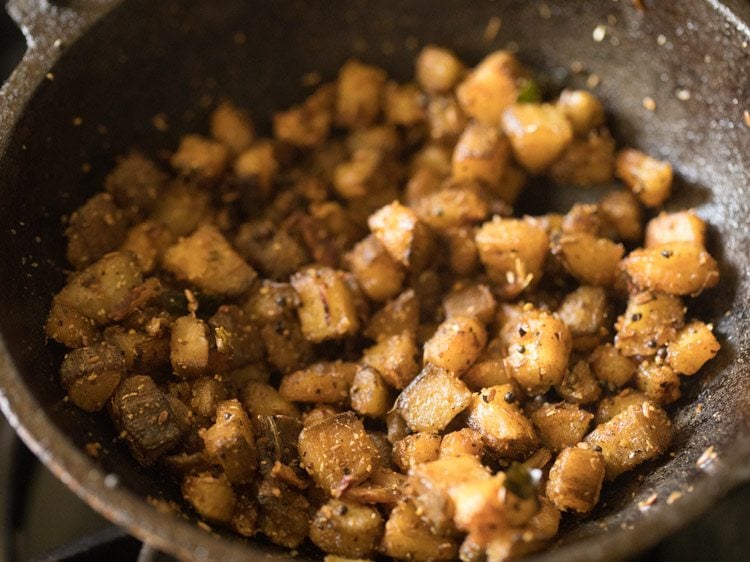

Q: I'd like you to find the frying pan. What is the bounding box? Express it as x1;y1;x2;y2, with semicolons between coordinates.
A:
0;1;749;561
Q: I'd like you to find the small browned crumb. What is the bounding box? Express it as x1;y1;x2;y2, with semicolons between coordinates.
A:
152;113;169;132
743;110;750;127
638;492;658;511
483;16;502;43
72;116;83;126
642;97;656;111
301;72;322;87
666;491;683;505
84;441;102;458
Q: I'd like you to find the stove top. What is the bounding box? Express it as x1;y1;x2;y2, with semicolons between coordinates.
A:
0;6;748;562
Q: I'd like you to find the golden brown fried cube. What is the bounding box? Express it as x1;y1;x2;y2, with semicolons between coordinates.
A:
439;428;484;460
413;182;489;231
621;242;720;296
65;193;128;270
291;266;360;342
645;210;707;248
667;320;720;375
298;412;380;496
556;286;610;350
170;134;229;183
241;381;301;418
556;89;605;135
553;232;624;286
384;82;426;126
279;361;358;404
310;499;384;558
443;283;497;324
368;201;433;270
501;103;573;173
170;315;210;378
392;432;442;472
182;472;235;524
589;343;637;388
163;225;257;296
362;332;420;390
365;289;420;341
210;101;255;154
554;360;602;405
504;310;572;394
546;445;605;514
457;50;524;125
60;343;124;412
585;403;672;480
416;45;465;93
350;365;392;418
599;189;643;242
615;148;672;208
466;384;538;459
452;122;510;188
346;235;405;302
381;501;458;562
530;402;593;453
614;292;685;357
234;140;279;196
336;59;387;129
201;399;257;484
423;316;488;375
475;217;549;299
548;129;615;186
396;365;472;432
635;360;681;405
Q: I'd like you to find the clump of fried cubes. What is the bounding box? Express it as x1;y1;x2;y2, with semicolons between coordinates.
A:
46;44;721;562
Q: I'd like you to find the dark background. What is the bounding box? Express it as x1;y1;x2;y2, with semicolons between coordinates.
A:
0;5;747;562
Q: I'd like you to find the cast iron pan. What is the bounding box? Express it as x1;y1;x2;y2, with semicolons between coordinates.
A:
1;1;749;560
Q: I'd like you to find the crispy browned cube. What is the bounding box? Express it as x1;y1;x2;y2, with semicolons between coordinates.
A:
554;360;602;405
452;122;510;188
120;221;174;273
345;235;405;302
365;289;420;341
615;292;685;357
457;50;524;125
553;232;624;286
234;141;279;196
60;343;124;412
163;225;257;296
202;399;257;483
208;305;263;372
423;316;487;375
549;129;615;186
445;227;480;276
392;432;442;472
381;501;458;562
585;403;672;480
110;375;183;466
475;217;549;299
426;95;468;143
645;211;707;248
291;266;360;342
599;189;643;242
310;499;384;558
368;201;433;271
504;310;572;394
273;85;333;147
439;428;484;460
615;148;672;208
483;498;561;561
150;180;211;237
621;242;720;296
234;219;309;281
298;412;380;496
242;381;301;418
556;90;605;135
384;82;426;126
595;388;652;424
546;446;605;514
336;59;387;129
170;315;209;378
45;301;100;349
350;365;392;418
210;101;255;154
182;472;235;524
408;456;491;534
413;182;489;231
501;103;573;174
556;286;610;350
257;478;310;548
279;361;357;404
466;384;538;459
362;332;419;390
463;338;514;391
66;193;128;270
189;376;228;419
53;252;143;325
105;152;167;216
635;360;681;404
588;343;636;388
260;316;314;375
667;320;720;375
395;365;472;432
416;45;465;93
170;134;229;183
530;402;593;452
443;283;497;324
